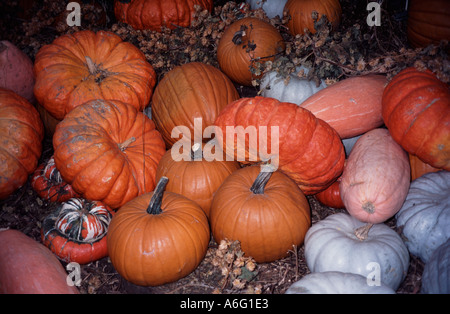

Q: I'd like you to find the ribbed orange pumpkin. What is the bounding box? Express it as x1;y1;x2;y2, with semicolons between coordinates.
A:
0;88;44;199
382;67;450;171
53;99;166;209
214;96;345;194
34;30;156;120
210;165;311;263
407;0;450;49
114;0;213;31
155;141;240;218
107;177;210;286
283;0;342;36
151;62;239;148
217;17;285;86
409;153;440;181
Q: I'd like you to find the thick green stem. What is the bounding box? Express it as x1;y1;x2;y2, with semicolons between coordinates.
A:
147;176;169;215
250;169;273;194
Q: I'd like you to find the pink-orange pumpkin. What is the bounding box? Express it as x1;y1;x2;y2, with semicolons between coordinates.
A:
340;128;410;224
300;75;387;139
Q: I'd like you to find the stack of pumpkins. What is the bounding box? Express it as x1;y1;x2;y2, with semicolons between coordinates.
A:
0;0;448;294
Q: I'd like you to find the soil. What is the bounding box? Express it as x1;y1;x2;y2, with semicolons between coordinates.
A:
0;0;437;294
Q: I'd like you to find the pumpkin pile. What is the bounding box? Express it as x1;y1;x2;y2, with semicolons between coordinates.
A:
0;0;449;294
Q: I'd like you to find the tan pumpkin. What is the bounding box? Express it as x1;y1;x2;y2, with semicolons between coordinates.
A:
340;128;410;225
300;75;387;139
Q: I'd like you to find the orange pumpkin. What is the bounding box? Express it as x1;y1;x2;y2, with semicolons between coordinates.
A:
52;99;166;209
409;153;440;181
107;177;210;286
407;0;450;49
340;128;410;224
217;17;285;86
210;165;311;263
283;0;342;36
300;75;387;139
34;30;156;120
214;96;345;194
114;0;213;31
155;141;241;218
151;62;239;148
0;88;44;199
382;67;450;170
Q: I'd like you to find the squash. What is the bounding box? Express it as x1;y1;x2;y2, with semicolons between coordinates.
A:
340;128;410;225
31;156;80;203
382;67;450;170
107;177;210;286
407;0;450;49
304;213;410;290
409;153;440;181
217;17;285;86
260;66;327;105
52;99;166;209
246;0;288;19
114;0;213;31
155;141;240;218
283;0;342;36
210;165;311;263
315;164;344;209
421;239;450;294
41;198;115;265
395;170;450;263
214;96;345;194
285;271;396;294
0;40;35;103
151;62;239;148
0;229;79;294
0;88;44;200
300;75;387;139
34;30;156;120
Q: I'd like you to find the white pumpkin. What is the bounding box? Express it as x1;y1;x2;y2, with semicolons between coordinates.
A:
395;170;450;263
246;0;288;19
421;239;450;294
304;213;409;290
260;66;326;105
285;271;396;294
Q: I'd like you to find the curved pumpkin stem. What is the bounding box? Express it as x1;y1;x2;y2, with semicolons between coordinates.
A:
118;137;136;151
250;168;273;194
85;56;97;75
190;142;202;161
354;223;374;241
147;176;169;215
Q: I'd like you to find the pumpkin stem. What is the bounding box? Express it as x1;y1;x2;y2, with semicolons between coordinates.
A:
118;137;136;151
85;56;97;75
232;25;248;45
147;176;169;215
354;223;374;241
190;142;202;161
250;167;274;194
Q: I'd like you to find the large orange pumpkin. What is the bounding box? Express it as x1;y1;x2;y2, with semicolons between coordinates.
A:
0;88;44;199
107;177;210;286
151;62;239;148
52;99;166;209
407;0;450;49
210;165;311;263
217;17;285;86
382;67;450;171
34;30;156;120
155;141;240;218
300;75;387;139
214;96;345;194
114;0;213;31
283;0;342;36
